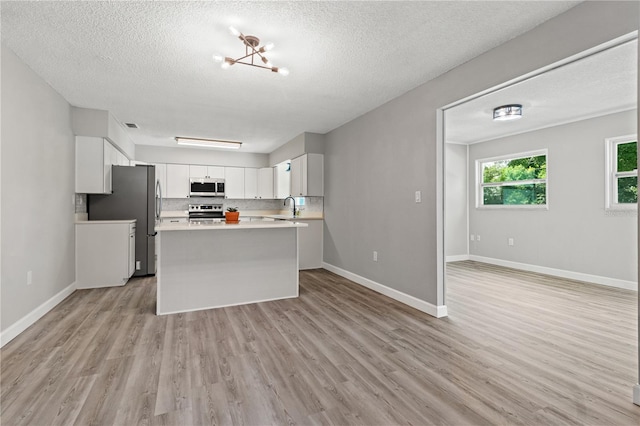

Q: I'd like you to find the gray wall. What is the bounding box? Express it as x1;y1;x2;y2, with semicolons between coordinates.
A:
1;45;76;331
269;132;326;166
445;143;468;258
323;1;639;307
468;110;637;283
136;144;269;168
270;133;305;166
71;107;136;159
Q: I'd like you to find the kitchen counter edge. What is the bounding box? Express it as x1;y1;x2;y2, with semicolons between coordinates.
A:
76;219;137;224
156;221;309;232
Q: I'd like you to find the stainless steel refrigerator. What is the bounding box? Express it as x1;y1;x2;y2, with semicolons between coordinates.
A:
88;165;157;276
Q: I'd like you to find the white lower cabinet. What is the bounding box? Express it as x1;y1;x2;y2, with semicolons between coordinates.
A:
294;219;323;269
76;220;136;288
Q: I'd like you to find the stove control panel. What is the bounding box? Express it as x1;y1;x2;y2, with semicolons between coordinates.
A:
188;204;223;212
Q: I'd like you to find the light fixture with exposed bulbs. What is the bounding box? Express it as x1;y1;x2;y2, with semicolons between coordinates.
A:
493;104;523;121
213;26;289;76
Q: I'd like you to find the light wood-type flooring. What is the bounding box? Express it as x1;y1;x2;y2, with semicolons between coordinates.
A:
2;261;639;425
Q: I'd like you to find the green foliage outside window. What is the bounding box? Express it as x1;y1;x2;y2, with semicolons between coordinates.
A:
482;155;547;206
616;141;637;204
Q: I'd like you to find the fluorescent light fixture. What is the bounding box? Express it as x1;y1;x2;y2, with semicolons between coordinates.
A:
493;104;523;121
175;137;242;149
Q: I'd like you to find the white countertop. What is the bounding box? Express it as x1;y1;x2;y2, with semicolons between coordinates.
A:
160;210;323;220
76;219;137;224
156;220;308;232
260;214;323;221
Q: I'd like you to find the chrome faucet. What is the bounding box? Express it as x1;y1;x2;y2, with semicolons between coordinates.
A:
284;196;296;218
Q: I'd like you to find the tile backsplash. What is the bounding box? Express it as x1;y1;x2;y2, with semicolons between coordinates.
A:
163;196;324;214
75;194;87;213
76;194;323;215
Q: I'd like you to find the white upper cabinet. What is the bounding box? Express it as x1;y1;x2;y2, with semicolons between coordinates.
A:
290;156;303;197
274;161;291;199
189;165;224;179
207;166;225;179
189;165;207;178
152;163;167;198
224;167;245;199
290;154;324;196
116;150;129;166
76;136;113;194
166;164;190;198
244;168;258;199
258;167;275;199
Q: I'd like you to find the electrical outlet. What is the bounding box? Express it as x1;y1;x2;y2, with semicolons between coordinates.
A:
476;235;481;242
136;261;141;270
470;234;475;241
27;270;32;285
415;191;422;203
508;238;514;246
373;251;378;262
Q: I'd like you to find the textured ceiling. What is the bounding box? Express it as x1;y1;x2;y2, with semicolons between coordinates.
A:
1;1;580;153
445;39;638;144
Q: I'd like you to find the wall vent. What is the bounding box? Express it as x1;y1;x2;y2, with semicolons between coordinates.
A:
125;123;139;129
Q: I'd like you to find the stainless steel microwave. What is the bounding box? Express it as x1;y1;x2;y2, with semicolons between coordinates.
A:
189;178;225;197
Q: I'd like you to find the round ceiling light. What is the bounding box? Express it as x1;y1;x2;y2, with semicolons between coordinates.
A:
493;104;523;121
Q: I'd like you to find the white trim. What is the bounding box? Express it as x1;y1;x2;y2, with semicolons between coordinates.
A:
441;34;638;111
605;134;637;210
0;281;77;348
466;106;637;146
633;384;640;406
436;108;445;307
466;143;470;258
157;295;299;316
322;262;448;318
469;255;637;291
446;254;470;263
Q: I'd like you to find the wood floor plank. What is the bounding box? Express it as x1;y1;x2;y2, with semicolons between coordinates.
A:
2;263;640;425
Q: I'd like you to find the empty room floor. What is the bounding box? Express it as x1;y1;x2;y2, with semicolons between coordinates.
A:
1;262;639;425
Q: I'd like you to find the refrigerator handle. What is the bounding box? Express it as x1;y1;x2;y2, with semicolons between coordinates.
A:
155;180;163;220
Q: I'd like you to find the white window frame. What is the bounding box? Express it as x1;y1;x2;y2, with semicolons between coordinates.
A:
605;134;637;210
476;149;548;209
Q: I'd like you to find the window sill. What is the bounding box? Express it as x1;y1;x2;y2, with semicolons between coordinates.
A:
605;205;637;215
476;205;549;211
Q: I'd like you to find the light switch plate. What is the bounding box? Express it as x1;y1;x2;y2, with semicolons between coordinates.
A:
415;191;421;203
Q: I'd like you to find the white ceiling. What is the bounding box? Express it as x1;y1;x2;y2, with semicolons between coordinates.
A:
445;39;638;144
1;1;580;153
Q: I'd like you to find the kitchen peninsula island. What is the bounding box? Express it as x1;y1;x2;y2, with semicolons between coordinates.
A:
155;220;308;315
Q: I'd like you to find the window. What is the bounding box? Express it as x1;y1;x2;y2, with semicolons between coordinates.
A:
477;150;547;208
606;135;637;209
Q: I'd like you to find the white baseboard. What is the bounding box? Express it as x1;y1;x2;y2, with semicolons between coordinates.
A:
446;254;470;262
322;262;448;318
633;384;640;406
469;255;637;291
0;281;77;348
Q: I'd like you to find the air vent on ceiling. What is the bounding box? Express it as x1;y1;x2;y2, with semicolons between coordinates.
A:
125;123;139;129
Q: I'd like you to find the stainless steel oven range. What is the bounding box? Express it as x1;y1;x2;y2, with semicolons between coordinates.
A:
188;204;224;223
